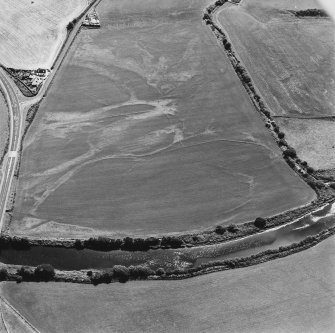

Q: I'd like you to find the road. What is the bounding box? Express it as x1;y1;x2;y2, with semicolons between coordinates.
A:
0;70;22;231
0;0;101;232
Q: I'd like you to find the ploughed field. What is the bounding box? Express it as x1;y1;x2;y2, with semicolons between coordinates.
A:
0;0;86;69
12;0;314;238
2;235;335;333
218;0;335;169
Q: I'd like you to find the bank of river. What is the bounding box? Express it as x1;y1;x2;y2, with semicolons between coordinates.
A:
1;203;334;271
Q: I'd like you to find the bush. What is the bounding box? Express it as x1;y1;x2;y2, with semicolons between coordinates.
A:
11;237;30;250
263;110;271;118
227;224;238;233
17;266;34;281
278;132;285;139
215;225;226;235
156;268;166;276
283;147;297;158
278;139;287;147
254;217;266;229
129;265;154;279
87;270;93;277
0;268;8;281
224;42;231;50
307;167;315;174
161;236;183;248
67;21;74;31
74;239;84;250
34;264;55;282
84;237;122;251
113;265;130;283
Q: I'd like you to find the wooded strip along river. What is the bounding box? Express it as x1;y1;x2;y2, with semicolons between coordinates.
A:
1;203;334;271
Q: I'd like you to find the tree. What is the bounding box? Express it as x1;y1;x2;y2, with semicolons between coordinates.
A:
113;265;130;283
224;42;231;50
67;21;74;31
0;268;8;281
17;266;34;281
278;132;285;139
307;166;315;174
254;217;266;229
156;268;166;276
129;265;153;279
227;224;238;233
34;264;55;281
283;147;297;159
215;225;226;235
74;239;84;250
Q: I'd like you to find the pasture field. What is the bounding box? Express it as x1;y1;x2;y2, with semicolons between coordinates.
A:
276;118;335;169
0;0;86;69
218;0;335;169
11;0;314;238
2;235;335;333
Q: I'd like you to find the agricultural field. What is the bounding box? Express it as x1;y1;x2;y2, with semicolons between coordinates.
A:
0;0;86;69
11;0;314;238
2;235;335;333
276;118;335;169
217;0;335;169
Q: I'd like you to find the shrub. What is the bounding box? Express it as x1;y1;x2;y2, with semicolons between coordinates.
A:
145;237;160;248
307;167;315;174
34;264;55;281
87;270;93;277
129;265;154;279
278;139;287;147
301;161;308;167
203;13;211;21
11;237;30;250
224;42;231;50
156;268;166;276
74;239;84;250
254;217;266;229
17;266;34;281
84;237;122;251
0;268;8;281
278;132;285;139
161;236;183;248
263;110;271;118
121;237;134;251
67;21;74;31
91;272;102;286
113;265;130;283
283;147;296;158
215;225;226;235
227;224;238;233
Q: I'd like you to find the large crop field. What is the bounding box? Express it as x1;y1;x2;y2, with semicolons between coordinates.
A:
10;0;314;238
2;235;335;332
218;0;335;169
0;0;86;69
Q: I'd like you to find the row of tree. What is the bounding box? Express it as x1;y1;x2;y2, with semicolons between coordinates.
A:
294;9;328;17
81;235;183;252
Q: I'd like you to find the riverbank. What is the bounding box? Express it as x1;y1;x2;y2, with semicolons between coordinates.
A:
0;226;334;285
